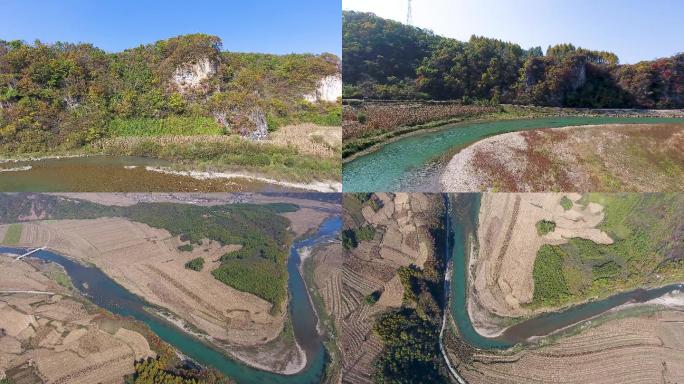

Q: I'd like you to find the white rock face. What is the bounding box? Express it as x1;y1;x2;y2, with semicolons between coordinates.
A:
172;57;217;92
304;74;342;103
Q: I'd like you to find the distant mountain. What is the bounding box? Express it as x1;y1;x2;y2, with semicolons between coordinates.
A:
343;11;683;109
0;34;340;152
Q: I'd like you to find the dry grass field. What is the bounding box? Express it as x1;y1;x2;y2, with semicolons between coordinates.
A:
441;123;684;192
269;124;341;158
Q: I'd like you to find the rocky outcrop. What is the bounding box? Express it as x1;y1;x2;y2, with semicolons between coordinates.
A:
213;107;269;140
172;57;217;93
521;55;588;106
304;74;342;103
247;109;269;141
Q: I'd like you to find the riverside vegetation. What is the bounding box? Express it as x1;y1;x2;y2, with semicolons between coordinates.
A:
0;34;341;182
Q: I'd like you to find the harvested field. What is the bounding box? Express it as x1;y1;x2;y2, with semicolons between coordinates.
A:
470;193;614;334
12;218;282;347
441;123;684;192
457;308;684;384
0;255;154;384
311;193;441;383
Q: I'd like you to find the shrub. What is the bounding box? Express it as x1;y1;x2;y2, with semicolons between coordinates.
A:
184;257;204;271
364;290;382;305
536;220;556;235
177;244;193;252
532;245;570;306
560;196;573;211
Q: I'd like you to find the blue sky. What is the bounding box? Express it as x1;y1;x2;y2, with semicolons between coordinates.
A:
344;0;683;64
1;0;342;56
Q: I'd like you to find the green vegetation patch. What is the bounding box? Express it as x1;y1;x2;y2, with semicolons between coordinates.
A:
374;263;447;383
212;257;286;308
267;102;341;129
532;245;570;306
46;269;73;290
133;356;231;384
530;193;684;309
535;220;556;236
364;290;382;305
108;116;224;137
2;223;22;244
184;257;205;271
560;196;573;211
341;225;376;249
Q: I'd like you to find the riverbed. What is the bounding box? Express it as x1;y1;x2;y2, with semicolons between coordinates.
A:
343;117;684;192
0;215;341;384
0;155;327;192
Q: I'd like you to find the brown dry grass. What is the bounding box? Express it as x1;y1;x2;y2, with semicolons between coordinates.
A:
343;102;497;140
268;124;341;158
444;123;684;192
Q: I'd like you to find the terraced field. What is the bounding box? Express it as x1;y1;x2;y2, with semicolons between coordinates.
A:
0;254;156;383
458;308;684;384
311;193;441;383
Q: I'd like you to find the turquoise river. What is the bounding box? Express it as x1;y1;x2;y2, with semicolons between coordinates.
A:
0;214;341;384
343;116;684;192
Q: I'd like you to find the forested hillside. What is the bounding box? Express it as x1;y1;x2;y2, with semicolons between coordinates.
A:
0;34;340;153
343;11;683;108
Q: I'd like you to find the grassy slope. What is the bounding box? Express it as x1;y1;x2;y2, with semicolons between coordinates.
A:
531;194;684;308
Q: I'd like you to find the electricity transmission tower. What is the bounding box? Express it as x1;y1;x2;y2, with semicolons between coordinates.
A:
407;0;413;25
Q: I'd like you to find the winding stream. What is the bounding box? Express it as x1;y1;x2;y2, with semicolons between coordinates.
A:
0;214;341;384
447;193;684;350
0;155;304;192
343;117;684;192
